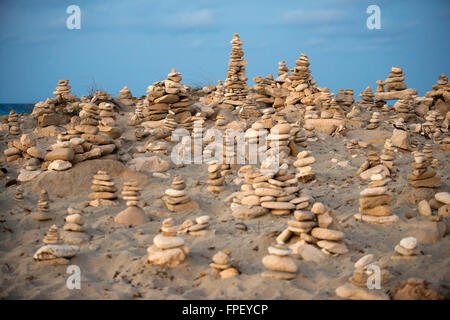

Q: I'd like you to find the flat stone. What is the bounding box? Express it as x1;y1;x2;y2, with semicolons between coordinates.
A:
153;234;184;249
261;201;295;210
435;192;450;205
360;187;388;197
262;254;298;273
410;177;441;188
147;244;188;267
261;271;296;280
45;148;74;161
311;228;345;241
354;254;374;269
316;240;349;254
48;160;72;171
354;213;399;224
231;205;269;220
359;195;393;209
360;205;393;216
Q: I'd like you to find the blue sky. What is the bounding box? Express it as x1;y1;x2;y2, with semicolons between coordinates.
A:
0;0;449;103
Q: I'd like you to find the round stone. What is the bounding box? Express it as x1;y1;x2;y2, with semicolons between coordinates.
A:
399;237;417;250
153;234;185;250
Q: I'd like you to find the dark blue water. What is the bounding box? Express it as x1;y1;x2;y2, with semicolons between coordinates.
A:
0;103;34;116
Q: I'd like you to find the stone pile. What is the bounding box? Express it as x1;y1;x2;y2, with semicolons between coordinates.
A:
62;207;88;244
380;138;396;172
223;33;248;104
92;91;114;104
75;102;100;135
336;254;390;300
393;98;415;123
346;104;362;120
163;110;178;133
422;144;439;168
210;250;239;279
53;80;71;98
207;162;225;193
147;218;189;267
98;102;122;139
375;67;417;103
367;112;381;129
146;140;169;155
88;171;118;207
354;174;398;225
114;181;147;226
393;237;419;259
116;86;134;106
384;67;407;92
128;101;145;126
244;122;267;163
178;215;211;236
303;122;317;141
214;80;224;101
261;244;298;280
294;150;315;183
407;151;441;188
304;105;320;120
391;118;412;151
33;189;52;221
425;73;450;104
291;123;307;147
8;110;20;135
33;225;79;265
356;151;390;180
335;88;355;110
162;176;199;212
143;69;193;122
358;86;375;109
44;140;75;171
260;108;275;129
267;122;292;160
277;61;290;82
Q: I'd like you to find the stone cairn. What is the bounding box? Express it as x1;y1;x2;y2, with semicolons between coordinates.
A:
128;101;144;126
244;122;267;163
358;86;375;109
281;202;348;256
261;244;298;280
284;53;319;108
223;33;248;105
380;138;396;173
407;151;441;189
43;225;63;244
15;186;24;200
8;110;20;136
210;249;239;279
98;102;121;139
178;215;211;236
207;161;225;194
88;170;118;207
116;86;134;106
75;102;100;135
33;225;79;265
266;122;292;161
367;112;381;130
291;123;307;147
62;207;87;244
53;79;71;99
354;174;398;225
393;237;419;260
147;218;189;267
277;60;290;82
393;98;415;123
143;69;192;122
356;151;387;180
422;144;439;167
294;150;316;183
114;181;147;226
162;176;199;212
214;80;224;102
425;73;450;104
33;189;51;221
335;88;355;111
384;66;407;92
336;254;390;300
258;108;274;129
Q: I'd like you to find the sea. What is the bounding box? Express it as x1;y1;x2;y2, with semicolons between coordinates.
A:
0;103;34;116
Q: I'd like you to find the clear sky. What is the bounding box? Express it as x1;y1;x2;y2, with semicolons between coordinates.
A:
0;0;449;103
